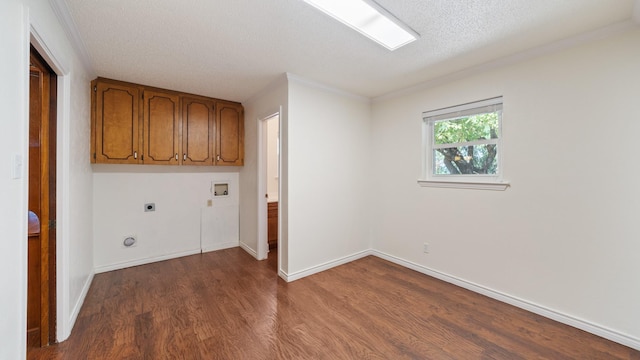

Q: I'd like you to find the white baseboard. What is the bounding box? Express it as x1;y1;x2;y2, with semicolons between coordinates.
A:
94;249;202;273
239;242;258;259
67;270;94;338
95;244;244;274
278;269;288;281
282;249;373;282
372;250;640;351
87;245;639;350
202;241;240;254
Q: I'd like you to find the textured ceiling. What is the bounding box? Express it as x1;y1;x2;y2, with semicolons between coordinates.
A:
63;0;637;102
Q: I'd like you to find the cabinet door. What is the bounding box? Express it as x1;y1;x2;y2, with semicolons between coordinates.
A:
182;97;214;165
143;90;180;165
216;102;244;166
94;81;141;164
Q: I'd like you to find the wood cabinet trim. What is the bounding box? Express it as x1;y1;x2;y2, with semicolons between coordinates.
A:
143;90;180;165
215;101;244;166
181;96;215;165
91;77;243;166
94;81;141;164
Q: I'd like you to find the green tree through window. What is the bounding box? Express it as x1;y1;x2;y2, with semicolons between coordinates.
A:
433;112;499;175
423;97;503;181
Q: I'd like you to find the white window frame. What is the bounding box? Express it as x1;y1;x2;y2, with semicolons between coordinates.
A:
418;97;509;191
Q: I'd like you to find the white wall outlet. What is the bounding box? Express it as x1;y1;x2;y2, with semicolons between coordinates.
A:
423;243;429;253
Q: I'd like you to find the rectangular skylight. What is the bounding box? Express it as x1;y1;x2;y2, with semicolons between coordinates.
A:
303;0;419;51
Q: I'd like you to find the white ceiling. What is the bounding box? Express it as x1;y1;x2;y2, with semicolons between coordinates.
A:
63;0;637;102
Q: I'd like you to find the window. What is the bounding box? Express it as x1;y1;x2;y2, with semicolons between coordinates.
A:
419;97;508;190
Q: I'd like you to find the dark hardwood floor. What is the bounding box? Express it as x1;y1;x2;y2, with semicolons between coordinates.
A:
28;248;639;359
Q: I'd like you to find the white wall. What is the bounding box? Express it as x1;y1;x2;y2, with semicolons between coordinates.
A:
0;0;94;357
241;76;288;267
286;77;372;278
93;166;240;272
371;28;640;346
0;2;29;358
63;45;94;346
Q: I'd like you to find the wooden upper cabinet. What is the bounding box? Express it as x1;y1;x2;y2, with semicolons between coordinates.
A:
182;97;214;165
216;101;244;166
91;77;243;166
93;80;141;164
144;90;180;165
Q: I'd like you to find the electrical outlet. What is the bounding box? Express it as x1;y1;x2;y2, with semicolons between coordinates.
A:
423;243;429;253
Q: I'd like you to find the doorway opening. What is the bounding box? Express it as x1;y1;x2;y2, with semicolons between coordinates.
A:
27;45;57;348
258;112;280;269
265;115;279;251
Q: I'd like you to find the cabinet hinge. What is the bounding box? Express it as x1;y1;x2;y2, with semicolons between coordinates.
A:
49;219;56;229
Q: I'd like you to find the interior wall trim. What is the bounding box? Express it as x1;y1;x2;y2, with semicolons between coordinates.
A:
239;242;258;259
372;250;640;351
373;19;638;103
94;249;202;274
286;73;371;104
281;249;373;282
202;242;240;254
244;73;289;105
67;271;94;340
48;0;94;76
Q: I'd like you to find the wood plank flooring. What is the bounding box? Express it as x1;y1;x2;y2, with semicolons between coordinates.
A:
28;248;639;359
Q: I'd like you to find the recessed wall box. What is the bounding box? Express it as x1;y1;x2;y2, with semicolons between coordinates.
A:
213;183;228;196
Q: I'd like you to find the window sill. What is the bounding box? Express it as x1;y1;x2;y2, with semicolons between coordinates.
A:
417;179;510;191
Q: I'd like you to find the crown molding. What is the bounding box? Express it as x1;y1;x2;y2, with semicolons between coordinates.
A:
286;73;371;104
374;20;638;103
49;0;94;76
243;73;289;105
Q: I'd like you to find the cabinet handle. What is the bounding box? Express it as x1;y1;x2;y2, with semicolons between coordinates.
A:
217;155;220;161
175;153;178;161
183;153;186;161
134;151;137;159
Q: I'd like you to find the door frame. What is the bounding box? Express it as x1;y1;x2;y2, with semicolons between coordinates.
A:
28;44;57;347
29;24;71;342
257;110;281;263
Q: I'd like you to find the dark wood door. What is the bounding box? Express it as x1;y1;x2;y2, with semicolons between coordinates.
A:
28;46;57;348
267;202;278;249
93;80;141;164
182;97;214;165
143;90;180;165
215;102;244;166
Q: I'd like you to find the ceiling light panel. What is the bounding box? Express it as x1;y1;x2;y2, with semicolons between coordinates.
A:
303;0;419;51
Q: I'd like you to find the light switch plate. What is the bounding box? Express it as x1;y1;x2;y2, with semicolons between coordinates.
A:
11;154;22;179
